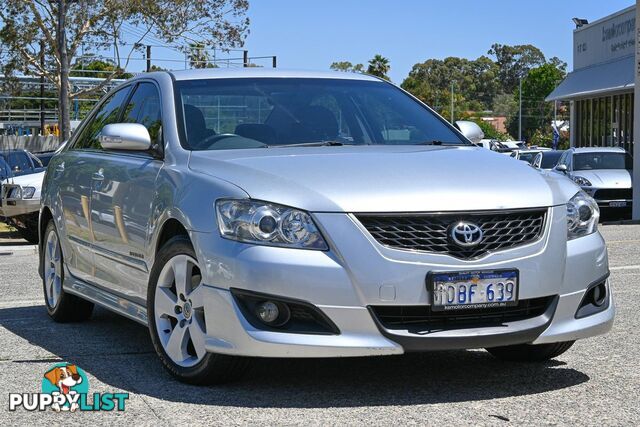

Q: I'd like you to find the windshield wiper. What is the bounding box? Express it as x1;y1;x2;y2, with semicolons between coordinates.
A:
271;140;347;148
414;140;468;146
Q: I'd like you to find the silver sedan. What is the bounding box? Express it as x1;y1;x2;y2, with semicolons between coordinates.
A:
39;69;613;384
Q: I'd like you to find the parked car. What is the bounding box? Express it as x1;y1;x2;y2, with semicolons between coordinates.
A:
0;144;66;243
509;149;545;165
40;69;613;384
0;171;44;243
554;147;633;210
532;150;565;171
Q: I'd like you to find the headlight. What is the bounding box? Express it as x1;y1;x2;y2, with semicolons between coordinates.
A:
572;176;592;187
22;186;36;199
215;199;328;250
567;191;599;240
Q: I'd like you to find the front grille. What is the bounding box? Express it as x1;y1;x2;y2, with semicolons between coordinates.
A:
370;296;555;333
593;188;632;200
357;209;546;259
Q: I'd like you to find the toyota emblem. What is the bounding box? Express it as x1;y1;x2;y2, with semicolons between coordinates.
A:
450;222;483;247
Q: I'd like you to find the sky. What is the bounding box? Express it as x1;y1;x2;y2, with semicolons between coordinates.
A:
242;0;635;83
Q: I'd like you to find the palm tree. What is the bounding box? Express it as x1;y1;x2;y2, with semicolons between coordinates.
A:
367;54;390;80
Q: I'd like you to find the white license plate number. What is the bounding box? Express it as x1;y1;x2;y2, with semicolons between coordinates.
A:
430;270;518;311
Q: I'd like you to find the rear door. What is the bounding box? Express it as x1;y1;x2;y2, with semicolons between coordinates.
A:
90;81;163;301
52;86;132;283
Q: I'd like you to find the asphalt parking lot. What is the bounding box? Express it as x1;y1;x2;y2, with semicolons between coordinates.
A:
0;224;638;425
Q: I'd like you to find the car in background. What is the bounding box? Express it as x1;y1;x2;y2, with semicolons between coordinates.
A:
0;145;65;243
554;147;633;211
532;150;565;171
0;170;44;243
509;149;548;165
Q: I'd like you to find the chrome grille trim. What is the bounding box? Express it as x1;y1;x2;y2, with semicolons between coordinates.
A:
356;208;547;259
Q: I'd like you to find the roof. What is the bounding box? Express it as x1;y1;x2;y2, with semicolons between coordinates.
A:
167;68;382;82
546;55;634;101
572;147;627;153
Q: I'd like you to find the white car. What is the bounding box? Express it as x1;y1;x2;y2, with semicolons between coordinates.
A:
1;170;45;243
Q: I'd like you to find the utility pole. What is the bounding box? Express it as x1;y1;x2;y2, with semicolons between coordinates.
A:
518;76;523;141
243;50;248;67
272;56;277;68
450;82;454;124
39;40;45;135
146;45;151;72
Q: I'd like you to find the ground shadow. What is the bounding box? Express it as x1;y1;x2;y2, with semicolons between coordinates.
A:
0;305;589;408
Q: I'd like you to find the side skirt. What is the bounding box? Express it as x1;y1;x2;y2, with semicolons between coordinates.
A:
63;269;148;326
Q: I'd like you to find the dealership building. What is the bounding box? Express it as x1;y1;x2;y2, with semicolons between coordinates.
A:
547;4;640;219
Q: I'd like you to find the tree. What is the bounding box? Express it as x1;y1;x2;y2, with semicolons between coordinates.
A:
401;56;499;113
187;43;217;69
487;43;546;94
507;62;566;141
71;57;133;79
330;61;364;73
367;54;390;80
0;0;249;140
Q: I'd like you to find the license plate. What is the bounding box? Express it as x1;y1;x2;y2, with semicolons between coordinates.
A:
428;270;519;311
609;201;627;207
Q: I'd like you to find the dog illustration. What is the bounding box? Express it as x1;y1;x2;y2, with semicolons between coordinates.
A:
43;364;83;412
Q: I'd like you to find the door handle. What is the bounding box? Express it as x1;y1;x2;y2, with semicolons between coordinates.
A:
92;170;104;181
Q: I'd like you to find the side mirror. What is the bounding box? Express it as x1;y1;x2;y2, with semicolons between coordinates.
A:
454;121;485;144
99;123;151;151
555;164;568;173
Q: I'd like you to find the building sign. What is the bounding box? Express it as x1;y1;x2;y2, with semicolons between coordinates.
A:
574;6;636;70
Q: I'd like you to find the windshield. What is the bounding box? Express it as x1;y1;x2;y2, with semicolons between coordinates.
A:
174;78;467;150
574;152;633;171
540;151;564;168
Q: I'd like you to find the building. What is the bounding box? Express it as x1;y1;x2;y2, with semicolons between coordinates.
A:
547;5;635;153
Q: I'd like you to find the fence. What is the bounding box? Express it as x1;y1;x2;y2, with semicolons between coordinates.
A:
0;135;61;153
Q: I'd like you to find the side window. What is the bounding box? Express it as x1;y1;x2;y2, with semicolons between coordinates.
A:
122;82;162;143
73;87;131;150
558;151;568;166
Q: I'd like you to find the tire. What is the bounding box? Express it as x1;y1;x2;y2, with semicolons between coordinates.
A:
42;220;94;322
147;235;250;385
486;341;575;362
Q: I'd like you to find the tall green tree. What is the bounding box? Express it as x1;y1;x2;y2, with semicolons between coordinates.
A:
367;54;390;80
487;43;546;94
507;62;566;141
0;0;249;140
401;56;499;113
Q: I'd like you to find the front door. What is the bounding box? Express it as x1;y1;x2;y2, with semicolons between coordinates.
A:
55;86;132;283
90;82;163;302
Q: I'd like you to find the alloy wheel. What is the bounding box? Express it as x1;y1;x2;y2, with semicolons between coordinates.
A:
154;254;207;367
44;229;63;308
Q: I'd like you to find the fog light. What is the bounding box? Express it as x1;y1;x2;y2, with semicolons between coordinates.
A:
255;300;290;326
592;283;607;307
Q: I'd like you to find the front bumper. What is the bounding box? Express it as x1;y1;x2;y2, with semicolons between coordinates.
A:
582;186;632;209
191;206;614;357
0;183;40;218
